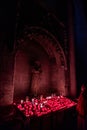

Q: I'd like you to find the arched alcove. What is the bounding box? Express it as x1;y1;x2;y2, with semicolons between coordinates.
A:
13;26;68;101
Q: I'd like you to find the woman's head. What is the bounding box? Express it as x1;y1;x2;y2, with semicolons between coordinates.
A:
81;84;86;92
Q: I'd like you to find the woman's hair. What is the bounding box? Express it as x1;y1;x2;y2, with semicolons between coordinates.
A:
81;84;87;98
81;84;86;92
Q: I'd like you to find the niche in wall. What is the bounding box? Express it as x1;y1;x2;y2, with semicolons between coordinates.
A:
13;27;67;102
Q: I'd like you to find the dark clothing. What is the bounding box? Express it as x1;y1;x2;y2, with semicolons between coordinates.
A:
76;91;87;130
76;92;87;117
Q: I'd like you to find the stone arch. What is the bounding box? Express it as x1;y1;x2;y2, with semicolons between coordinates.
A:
14;26;68;97
17;26;67;68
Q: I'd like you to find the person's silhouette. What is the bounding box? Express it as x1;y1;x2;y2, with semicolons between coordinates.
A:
76;84;87;130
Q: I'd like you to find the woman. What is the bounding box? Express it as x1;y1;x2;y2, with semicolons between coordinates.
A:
76;84;87;130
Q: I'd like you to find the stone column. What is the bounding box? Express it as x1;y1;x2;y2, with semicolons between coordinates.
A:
0;0;17;106
0;45;15;106
67;0;76;97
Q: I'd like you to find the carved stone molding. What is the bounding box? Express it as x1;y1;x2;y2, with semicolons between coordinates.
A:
16;26;67;69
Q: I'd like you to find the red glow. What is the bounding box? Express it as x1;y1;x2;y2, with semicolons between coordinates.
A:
15;95;77;117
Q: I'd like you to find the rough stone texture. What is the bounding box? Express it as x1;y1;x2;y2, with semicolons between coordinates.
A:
13;27;69;101
0;46;15;106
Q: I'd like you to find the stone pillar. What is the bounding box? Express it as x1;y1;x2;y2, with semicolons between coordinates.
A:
67;0;76;97
0;0;17;106
0;44;15;106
